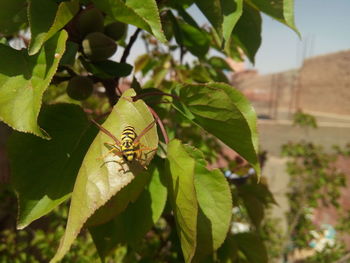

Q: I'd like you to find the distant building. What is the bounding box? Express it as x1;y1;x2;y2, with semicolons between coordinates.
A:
234;50;350;121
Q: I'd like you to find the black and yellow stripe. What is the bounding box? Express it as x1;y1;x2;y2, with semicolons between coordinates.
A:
120;126;138;161
121;126;136;141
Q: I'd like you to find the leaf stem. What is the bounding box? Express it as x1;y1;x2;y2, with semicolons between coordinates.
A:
147;106;169;144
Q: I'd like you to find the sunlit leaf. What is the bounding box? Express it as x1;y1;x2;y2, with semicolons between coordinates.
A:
166;141;232;262
93;0;166;42
50;89;158;263
187;146;232;261
90;160;167;260
28;0;79;55
175;83;260;177
0;30;67;138
8;104;97;229
86;167;151;227
195;0;243;48
165;139;198;263
246;0;299;35
126;0;166;42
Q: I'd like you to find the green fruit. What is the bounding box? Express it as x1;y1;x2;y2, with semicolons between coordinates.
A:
77;8;104;37
104;21;127;41
82;32;117;61
66;76;93;100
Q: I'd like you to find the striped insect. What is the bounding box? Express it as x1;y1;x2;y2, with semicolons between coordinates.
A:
91;119;157;169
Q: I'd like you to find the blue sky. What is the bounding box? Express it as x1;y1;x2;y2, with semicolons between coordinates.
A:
124;0;350;75
253;0;350;74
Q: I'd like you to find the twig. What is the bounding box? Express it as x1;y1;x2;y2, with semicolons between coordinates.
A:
120;28;142;64
133;91;180;102
180;45;185;65
102;79;119;106
147;106;169;144
103;28;142;106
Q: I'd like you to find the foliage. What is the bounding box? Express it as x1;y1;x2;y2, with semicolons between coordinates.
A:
0;0;298;262
260;114;350;263
293;109;318;129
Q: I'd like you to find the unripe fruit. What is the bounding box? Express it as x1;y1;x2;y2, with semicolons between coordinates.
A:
82;32;117;61
67;76;94;100
77;8;104;37
104;21;127;41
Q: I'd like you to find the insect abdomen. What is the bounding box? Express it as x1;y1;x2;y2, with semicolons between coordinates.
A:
121;126;137;161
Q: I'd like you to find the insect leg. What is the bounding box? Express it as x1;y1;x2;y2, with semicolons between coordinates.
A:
97;142;122;160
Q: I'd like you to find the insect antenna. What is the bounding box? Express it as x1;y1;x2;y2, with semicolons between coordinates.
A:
91;119;121;146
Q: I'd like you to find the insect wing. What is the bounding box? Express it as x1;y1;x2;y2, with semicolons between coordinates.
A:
134;120;156;144
91;119;121;146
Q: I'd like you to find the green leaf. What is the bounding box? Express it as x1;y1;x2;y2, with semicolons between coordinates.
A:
90;160;167;260
238;187;264;228
93;0;166;42
208;56;231;71
176;20;210;58
28;0;79;55
86;167;151;227
126;0;166;42
167;10;209;58
232;3;262;63
247;0;299;36
0;0;27;35
166;141;232;262
134;54;151;73
50;89;158;263
217;235;239;262
176;83;260;177
60;41;78;66
233;232;268;263
190;147;232;261
165;139;198;263
195;0;243;48
8;104;97;229
192;65;212;83
237;184;276;228
167;0;195;8
0;30;67;138
81;58;133;79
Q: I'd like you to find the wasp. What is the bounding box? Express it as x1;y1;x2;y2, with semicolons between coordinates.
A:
91;119;157;169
